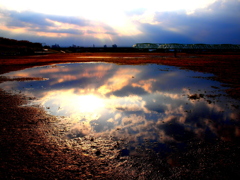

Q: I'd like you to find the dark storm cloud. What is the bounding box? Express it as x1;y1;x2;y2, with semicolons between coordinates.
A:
0;8;118;45
136;23;194;43
1;9;90;28
113;86;147;97
157;119;196;142
0;8;96;37
48;15;89;26
132;0;240;44
98;0;239;44
86;30;97;34
0;8;129;46
2;9;52;28
31;28;84;35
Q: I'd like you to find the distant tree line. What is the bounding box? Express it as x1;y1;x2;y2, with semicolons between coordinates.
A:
0;37;42;55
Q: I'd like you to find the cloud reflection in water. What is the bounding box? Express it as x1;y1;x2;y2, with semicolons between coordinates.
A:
1;62;240;153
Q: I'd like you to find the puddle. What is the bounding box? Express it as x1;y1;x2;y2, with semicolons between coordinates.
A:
1;62;240;157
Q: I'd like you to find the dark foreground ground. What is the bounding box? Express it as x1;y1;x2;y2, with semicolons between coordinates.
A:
1;52;240;179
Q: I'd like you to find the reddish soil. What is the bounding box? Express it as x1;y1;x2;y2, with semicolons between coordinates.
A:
1;52;240;99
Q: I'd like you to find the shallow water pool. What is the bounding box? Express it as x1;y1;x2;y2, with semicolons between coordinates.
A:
1;62;240;156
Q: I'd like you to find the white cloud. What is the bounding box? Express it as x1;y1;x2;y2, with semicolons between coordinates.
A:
0;0;239;45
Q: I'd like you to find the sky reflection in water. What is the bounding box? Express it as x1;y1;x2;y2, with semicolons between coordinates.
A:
1;63;240;154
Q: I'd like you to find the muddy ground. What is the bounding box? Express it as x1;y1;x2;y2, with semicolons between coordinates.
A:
1;52;240;179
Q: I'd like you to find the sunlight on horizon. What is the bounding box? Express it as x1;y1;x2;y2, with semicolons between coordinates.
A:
2;0;238;46
0;0;219;42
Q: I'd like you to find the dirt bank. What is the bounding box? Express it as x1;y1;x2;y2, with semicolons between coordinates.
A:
0;89;122;179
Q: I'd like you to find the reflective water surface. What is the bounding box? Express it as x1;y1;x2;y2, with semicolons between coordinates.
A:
1;62;240;155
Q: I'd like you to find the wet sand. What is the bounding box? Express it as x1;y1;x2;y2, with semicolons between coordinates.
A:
1;52;240;179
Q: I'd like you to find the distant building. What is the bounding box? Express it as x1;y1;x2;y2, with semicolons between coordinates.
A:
132;43;159;49
133;43;240;50
104;45;107;48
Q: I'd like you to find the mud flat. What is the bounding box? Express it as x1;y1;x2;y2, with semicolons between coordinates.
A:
1;52;240;99
1;52;240;179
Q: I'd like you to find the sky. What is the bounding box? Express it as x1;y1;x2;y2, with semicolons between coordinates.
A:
0;0;240;47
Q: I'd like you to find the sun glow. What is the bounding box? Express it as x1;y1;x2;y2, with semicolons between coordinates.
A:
74;94;105;113
0;0;217;39
1;0;217;22
40;90;105;117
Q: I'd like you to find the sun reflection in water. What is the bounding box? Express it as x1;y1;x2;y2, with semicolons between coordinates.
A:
74;94;105;113
1;62;240;155
40;90;105;119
